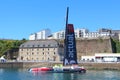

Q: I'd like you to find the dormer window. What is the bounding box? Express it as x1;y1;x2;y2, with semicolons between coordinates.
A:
27;45;30;47
38;45;40;47
43;44;45;47
32;45;34;47
48;44;50;47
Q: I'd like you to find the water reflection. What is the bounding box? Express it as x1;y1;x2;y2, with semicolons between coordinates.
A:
0;68;4;73
63;73;79;80
53;73;78;80
31;71;81;80
102;71;119;80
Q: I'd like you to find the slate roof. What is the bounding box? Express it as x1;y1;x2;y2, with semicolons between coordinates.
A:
20;39;59;48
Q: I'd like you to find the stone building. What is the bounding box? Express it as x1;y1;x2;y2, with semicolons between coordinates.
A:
18;39;64;62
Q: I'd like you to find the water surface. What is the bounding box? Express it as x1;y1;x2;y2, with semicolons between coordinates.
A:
0;68;120;80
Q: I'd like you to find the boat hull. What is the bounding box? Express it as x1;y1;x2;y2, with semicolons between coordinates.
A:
29;67;86;73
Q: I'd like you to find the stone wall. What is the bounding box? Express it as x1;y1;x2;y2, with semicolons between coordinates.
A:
76;37;113;60
60;37;113;60
79;62;120;70
1;62;120;70
77;37;113;55
0;62;23;68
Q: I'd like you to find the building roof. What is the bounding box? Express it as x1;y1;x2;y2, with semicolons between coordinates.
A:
95;53;120;57
20;39;59;48
112;30;120;33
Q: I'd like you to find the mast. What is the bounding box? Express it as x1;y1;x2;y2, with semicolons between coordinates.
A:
65;7;69;31
63;7;78;66
63;7;69;66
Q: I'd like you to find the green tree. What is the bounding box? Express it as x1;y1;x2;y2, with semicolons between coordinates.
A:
0;39;27;56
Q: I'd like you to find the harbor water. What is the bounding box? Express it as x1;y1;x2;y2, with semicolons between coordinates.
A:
0;68;120;80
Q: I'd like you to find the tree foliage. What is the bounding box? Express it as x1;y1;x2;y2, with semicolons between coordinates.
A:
0;39;27;56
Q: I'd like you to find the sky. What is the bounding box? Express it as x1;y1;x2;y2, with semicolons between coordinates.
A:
0;0;120;40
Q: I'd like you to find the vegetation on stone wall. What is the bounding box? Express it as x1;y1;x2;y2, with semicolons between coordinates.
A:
111;38;120;53
98;37;104;43
0;39;27;56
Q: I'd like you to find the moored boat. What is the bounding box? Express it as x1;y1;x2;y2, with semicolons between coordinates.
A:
29;65;86;73
29;7;86;73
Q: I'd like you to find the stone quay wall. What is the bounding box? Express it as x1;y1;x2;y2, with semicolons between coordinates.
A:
1;62;120;70
79;62;120;70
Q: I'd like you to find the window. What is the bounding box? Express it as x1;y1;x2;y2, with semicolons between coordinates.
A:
38;45;40;47
48;44;50;47
43;44;45;47
27;45;30;47
32;45;34;47
21;56;23;60
43;52;44;55
37;48;39;51
37;58;38;60
21;49;23;51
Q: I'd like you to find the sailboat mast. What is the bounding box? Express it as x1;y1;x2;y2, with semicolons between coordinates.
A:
66;7;69;30
63;7;78;66
63;7;69;66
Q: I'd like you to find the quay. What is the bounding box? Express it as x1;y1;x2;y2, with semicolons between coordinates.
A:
0;62;120;70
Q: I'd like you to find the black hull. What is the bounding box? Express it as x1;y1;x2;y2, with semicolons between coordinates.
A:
47;69;86;73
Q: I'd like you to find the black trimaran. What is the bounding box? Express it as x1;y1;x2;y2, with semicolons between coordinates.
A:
29;7;86;73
